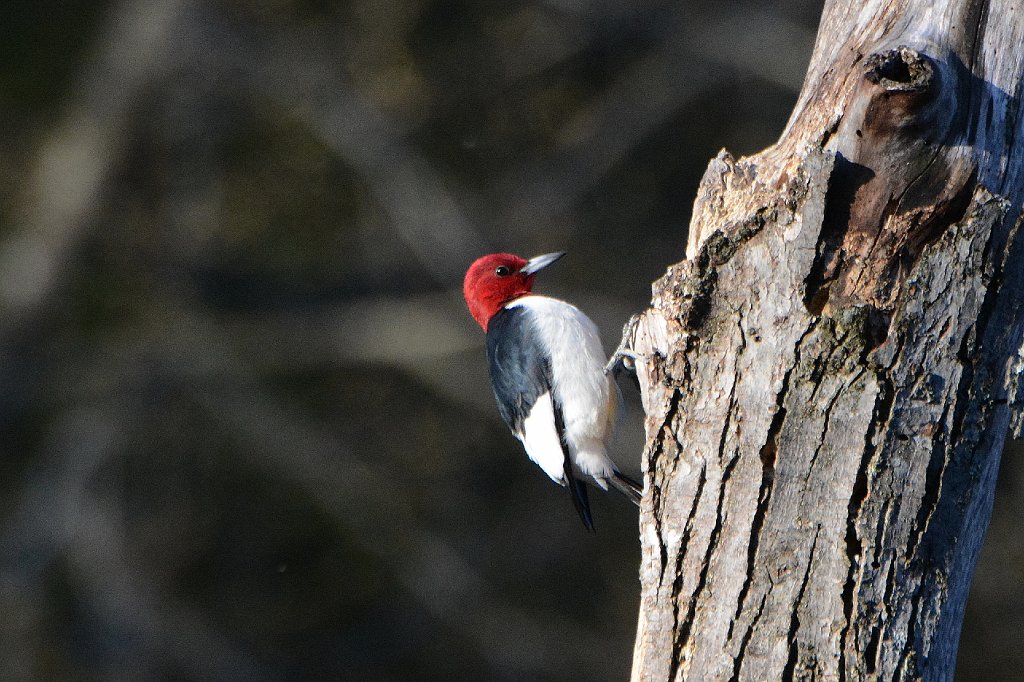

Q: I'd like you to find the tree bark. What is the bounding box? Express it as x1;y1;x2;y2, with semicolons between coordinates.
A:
619;1;1024;680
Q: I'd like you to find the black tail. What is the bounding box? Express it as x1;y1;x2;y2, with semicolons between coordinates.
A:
553;397;595;531
610;471;642;507
564;457;595;531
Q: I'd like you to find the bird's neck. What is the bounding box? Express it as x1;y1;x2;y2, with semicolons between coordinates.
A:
477;292;533;331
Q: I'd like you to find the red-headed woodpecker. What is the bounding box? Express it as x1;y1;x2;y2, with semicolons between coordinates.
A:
463;251;641;530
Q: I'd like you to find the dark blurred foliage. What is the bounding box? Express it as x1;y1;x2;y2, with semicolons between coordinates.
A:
0;1;1019;680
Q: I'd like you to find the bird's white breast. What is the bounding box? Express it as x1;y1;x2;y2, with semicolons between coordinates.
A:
506;295;618;480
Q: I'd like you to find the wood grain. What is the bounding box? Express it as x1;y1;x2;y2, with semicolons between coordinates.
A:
622;0;1024;679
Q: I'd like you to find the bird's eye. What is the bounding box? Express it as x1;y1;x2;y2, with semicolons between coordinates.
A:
495;266;510;277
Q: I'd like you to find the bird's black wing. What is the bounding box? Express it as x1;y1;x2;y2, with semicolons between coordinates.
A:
485;306;550;435
486;306;594;530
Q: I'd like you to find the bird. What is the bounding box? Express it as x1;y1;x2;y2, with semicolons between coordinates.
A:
462;251;642;530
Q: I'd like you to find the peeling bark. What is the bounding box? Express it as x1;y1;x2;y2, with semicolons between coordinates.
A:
621;1;1024;680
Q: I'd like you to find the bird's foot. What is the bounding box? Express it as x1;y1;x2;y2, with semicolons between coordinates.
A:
605;314;642;378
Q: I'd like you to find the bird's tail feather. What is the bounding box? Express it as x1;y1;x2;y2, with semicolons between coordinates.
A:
563;457;595;531
570;478;595;531
611;471;642;507
553;398;595;531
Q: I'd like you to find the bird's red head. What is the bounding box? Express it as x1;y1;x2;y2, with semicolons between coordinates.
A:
463;251;565;330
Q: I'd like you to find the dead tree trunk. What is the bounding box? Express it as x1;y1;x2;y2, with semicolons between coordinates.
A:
618;1;1024;680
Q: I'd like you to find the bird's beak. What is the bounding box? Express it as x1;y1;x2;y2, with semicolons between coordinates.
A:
520;251;566;275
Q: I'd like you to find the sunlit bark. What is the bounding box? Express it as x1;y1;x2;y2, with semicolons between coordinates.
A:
619;1;1024;679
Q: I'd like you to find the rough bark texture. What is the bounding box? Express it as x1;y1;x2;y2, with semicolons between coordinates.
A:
620;1;1024;680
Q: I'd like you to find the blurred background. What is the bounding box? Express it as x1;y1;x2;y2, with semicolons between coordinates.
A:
0;0;1020;680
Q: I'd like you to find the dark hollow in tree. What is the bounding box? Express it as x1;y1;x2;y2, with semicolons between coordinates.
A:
614;1;1024;679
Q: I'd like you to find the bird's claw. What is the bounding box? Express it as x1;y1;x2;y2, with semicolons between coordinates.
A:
605;314;643;378
605;348;637;377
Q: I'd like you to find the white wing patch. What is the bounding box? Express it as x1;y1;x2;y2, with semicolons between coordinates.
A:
515;391;566;484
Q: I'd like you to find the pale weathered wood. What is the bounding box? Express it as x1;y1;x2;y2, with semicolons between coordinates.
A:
620;0;1024;679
